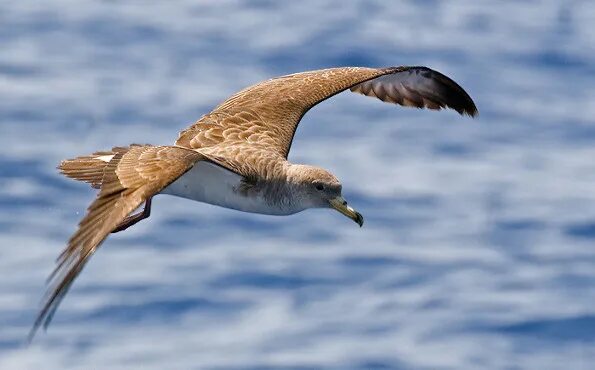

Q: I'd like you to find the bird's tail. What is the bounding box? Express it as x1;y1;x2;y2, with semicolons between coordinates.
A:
57;145;143;189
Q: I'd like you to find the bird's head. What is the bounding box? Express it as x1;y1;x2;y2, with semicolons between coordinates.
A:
287;164;363;227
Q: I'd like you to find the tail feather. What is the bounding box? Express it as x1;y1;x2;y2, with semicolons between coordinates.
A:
58;145;142;189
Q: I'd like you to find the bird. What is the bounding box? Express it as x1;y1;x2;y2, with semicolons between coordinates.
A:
30;65;477;340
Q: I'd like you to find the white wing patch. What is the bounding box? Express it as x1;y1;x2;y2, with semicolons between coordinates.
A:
95;155;115;163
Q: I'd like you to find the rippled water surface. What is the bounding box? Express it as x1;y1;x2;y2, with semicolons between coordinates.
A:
1;1;595;369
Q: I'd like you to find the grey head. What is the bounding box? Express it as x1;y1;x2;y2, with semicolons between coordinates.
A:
285;164;364;226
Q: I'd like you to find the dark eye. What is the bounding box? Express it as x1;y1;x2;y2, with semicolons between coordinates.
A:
315;184;324;191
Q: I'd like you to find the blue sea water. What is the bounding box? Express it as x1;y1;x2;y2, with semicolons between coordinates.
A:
1;1;594;369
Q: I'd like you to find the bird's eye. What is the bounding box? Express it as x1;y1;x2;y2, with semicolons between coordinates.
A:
315;184;324;191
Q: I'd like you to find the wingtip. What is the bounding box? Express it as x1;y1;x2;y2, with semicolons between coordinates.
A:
27;303;49;344
415;65;479;119
463;105;479;118
26;331;35;345
27;298;57;344
26;320;42;344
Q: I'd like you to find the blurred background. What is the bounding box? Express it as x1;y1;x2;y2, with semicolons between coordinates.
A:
1;1;594;369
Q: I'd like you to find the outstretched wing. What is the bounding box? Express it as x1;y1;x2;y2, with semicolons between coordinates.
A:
29;145;204;340
176;66;477;158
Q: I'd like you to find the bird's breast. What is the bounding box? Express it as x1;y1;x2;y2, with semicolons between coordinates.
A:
161;160;299;215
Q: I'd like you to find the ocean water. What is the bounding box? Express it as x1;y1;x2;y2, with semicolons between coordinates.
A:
1;1;594;369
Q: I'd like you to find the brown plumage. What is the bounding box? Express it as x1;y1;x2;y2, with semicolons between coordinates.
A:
176;66;477;159
32;66;477;340
58;145;146;189
30;145;203;339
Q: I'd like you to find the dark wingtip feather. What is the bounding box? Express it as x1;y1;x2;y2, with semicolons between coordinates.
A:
377;66;478;118
414;66;478;118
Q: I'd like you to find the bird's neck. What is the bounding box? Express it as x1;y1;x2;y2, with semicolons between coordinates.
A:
257;163;307;213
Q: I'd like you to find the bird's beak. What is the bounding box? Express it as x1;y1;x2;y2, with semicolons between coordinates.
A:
329;196;364;227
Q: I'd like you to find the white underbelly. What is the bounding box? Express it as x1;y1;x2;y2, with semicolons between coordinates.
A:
161;161;293;215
